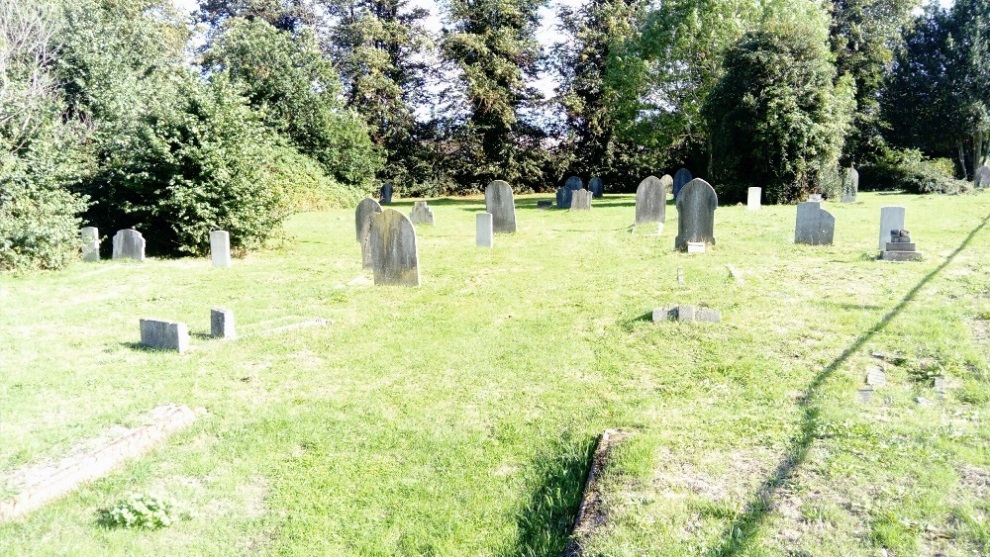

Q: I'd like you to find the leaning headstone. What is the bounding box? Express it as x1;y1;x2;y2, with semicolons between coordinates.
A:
635;175;668;232
112;229;145;262
570;189;592;211
369;209;420;286
409;201;435;225
878;206;906;251
794;202;835;245
747;188;761;211
210;230;231;268
673;168;692;198
81;227;100;262
881;229;923;261
841;167;859;202
210;308;235;339
356;198;383;268
975;165;990;188
674;178;717;251
485;180;517;233
139;319;189;353
589;177;604;198
476;213;494;248
380;182;393;204
565;176;583;191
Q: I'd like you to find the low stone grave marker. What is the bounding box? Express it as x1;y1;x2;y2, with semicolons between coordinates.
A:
881;229;922;261
211;308;236;339
210;230;231;268
476;213;494;248
81;227;100;262
536;200;553;210
794;202;835;245
866;366;886;387
653;305;721;323
369;209;420;286
112;229;145;262
139;319;190;353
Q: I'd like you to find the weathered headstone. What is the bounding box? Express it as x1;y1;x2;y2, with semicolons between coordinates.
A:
635;175;668;232
878;206;906;251
570;189;592;211
794;202;835;245
674;178;717;251
409;201;435;225
210;308;236;339
112;229;145;262
653;305;721;323
355;198;383;269
369;209;420;286
81;227;100;262
841;167;859;202
139;319;189;353
476;213;494;248
975;165;990;188
866;366;886;387
881;229;923;261
673;168;692;198
747;188;761;211
210;230;231;268
589;177;604;198
485;180;517;233
380;182;393;204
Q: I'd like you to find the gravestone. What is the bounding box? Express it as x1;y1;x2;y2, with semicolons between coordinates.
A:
380;182;393;204
536;200;553;209
807;194;823;202
555;188;571;209
866;366;886;387
409;201;435;225
674;178;717;251
211;308;236;339
878;206;906;251
112;229;145;262
570;189;592;211
653;305;721;323
565;176;583;191
841;167;859;202
369;209;420;286
139;319;189;353
673;168;692;198
747;187;761;211
589;177;604;198
794;202;835;245
355;198;383;269
81;227;100;262
485;180;517;233
881;229;922;261
635;175;668;232
975;165;990;188
210;230;231;268
476;213;494;248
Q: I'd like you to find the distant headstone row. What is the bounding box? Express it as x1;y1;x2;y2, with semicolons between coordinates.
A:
84;228;232;266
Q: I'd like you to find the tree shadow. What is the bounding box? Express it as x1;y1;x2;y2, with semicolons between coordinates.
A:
706;212;990;557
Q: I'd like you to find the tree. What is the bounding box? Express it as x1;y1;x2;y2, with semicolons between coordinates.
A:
197;0;318;31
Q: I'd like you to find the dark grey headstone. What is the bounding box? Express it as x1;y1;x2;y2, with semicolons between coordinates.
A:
211;308;236;339
556;188;570;209
674;178;717;251
81;227;100;262
565;176;583;191
673;168;692;198
210;230;231;268
589;177;604;198
409;201;434;225
841;167;859;202
536;200;553;209
485;180;517;233
635;175;668;227
369;209;420;286
794;202;835;245
139;319;189;353
356;198;383;269
112;229;145;261
570;189;592;211
975;165;990;188
380;182;393;204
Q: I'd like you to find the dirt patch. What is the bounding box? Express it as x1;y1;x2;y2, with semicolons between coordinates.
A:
565;429;629;557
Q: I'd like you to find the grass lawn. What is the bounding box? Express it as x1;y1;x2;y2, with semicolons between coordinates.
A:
1;191;989;556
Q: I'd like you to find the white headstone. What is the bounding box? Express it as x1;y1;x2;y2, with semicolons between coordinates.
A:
81;227;100;262
476;213;494;248
210;230;231;268
570;189;592;211
747;188;761;211
878;206;906;251
409;201;435;225
112;229;145;261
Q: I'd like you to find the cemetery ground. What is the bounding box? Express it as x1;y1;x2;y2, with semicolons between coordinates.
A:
2;192;990;556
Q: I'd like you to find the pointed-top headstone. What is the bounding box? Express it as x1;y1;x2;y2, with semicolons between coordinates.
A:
588;177;604;198
673;168;692;198
369;209;420;286
635;175;668;228
380;182;393;204
674;178;717;251
485;180;517;233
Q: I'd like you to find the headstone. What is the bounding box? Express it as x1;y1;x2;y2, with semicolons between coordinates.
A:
589;177;604;198
841;167;859;202
747;187;761;211
369;209;420;286
565;176;583;191
674;178;717;251
210;230;231;268
570;189;592;211
975;165;990;188
356;198;383;269
635;175;668;231
673;168;692;198
794;202;835;245
881;229;923;261
866;366;886;387
807;194;823;202
878;206;906;251
139;319;189;353
652;305;721;323
485;180;517;233
211;308;235;339
536;200;553;209
409;201;434;225
380;182;393;204
81;227;100;262
858;387;874;403
112;229;146;262
556;188;570;209
476;213;494;248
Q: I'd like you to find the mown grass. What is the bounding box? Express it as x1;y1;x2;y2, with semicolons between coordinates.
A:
1;192;989;556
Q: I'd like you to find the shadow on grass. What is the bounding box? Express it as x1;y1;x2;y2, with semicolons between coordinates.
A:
706;212;990;557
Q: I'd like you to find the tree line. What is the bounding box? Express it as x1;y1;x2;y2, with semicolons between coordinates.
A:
1;0;987;270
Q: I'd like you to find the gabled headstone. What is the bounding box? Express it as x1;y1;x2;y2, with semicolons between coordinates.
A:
485;180;517;233
112;229;145;262
570;189;592;211
841;166;859;202
794;202;835;245
635;175;668;232
139;319;189;353
476;213;494;248
878;206;906;251
81;227;100;262
409;201;435;225
355;198;383;269
380;182;393;204
369;209;420;286
674;178;717;251
210;230;231;268
588;177;604;198
747;187;761;211
673;168;692;198
975;165;990;188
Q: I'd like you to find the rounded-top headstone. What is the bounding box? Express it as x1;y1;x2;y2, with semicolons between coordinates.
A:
589;177;604;198
112;229;146;261
369;209;420;286
565;176;583;191
380;182;394;204
635;175;668;225
355;198;383;243
674;178;717;251
673;168;693;198
485;180;517;233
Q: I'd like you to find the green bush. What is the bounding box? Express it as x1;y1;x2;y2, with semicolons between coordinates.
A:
860;149;970;194
97;494;192;529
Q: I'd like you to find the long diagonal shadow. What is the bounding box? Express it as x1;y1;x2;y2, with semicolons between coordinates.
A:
707;213;990;557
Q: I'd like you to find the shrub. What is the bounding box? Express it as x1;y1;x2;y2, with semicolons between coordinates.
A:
97;494;192;529
860;148;971;194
